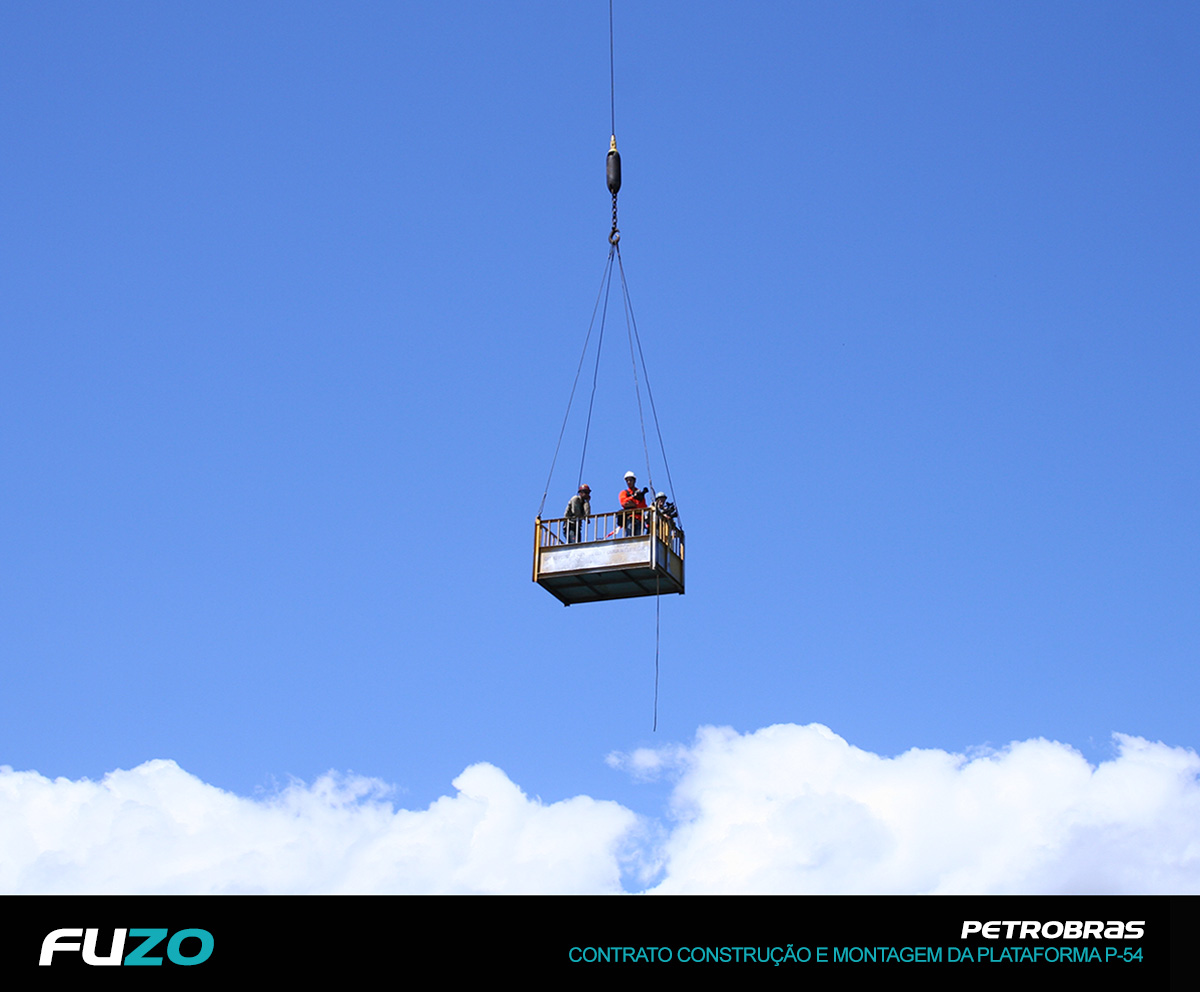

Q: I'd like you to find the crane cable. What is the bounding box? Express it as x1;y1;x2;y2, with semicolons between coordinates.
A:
536;249;614;519
605;0;678;508
617;246;679;510
539;3;678;514
538;240;678;516
608;0;619;248
607;0;668;734
533;0;675;731
577;247;615;491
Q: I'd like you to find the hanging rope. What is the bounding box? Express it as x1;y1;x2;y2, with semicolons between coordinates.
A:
577;246;616;489
613;248;679;511
609;0;616;138
533;0;675;733
653;573;660;732
536;249;615;517
539;3;678;518
616;244;654;493
615;249;679;509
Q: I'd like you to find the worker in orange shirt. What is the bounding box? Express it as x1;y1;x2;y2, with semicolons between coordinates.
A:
619;470;648;537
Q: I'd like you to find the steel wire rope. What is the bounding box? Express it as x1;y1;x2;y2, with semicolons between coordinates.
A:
537;0;669;732
616;244;655;495
609;0;616;138
576;246;617;489
612;2;669;733
537;248;616;518
615;246;680;510
654;573;660;732
615;248;669;736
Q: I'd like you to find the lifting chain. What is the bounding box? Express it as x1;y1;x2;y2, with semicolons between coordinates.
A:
606;134;622;245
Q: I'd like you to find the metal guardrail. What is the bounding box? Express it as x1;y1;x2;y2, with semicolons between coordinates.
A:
536;508;684;559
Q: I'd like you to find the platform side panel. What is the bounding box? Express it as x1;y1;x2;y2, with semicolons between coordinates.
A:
539;539;653;576
654;537;685;590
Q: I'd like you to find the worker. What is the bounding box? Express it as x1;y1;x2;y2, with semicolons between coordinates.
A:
653;491;678;523
619;470;648;537
564;484;591;543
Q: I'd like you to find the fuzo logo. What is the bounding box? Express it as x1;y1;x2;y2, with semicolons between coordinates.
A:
39;929;213;966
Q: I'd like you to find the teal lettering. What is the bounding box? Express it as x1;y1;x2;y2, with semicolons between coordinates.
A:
124;929;167;967
166;929;213;966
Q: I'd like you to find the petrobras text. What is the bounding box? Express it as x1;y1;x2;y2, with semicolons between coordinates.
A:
960;920;1144;940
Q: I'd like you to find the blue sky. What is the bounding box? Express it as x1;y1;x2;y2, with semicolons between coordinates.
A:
2;2;1197;892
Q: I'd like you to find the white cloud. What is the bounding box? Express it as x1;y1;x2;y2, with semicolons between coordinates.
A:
612;724;1200;894
0;760;635;894
2;724;1198;894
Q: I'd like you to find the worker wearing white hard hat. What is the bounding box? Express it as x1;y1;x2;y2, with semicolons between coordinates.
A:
653;489;678;524
618;471;648;537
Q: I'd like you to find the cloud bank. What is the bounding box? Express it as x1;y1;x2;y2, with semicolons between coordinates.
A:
3;724;1198;894
0;761;634;894
611;724;1200;893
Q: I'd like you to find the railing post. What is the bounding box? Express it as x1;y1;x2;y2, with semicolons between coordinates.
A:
533;517;542;582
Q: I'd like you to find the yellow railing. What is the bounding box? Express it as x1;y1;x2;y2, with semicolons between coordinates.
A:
536;508;684;559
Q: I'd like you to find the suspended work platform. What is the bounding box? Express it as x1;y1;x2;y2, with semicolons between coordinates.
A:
533;508;685;606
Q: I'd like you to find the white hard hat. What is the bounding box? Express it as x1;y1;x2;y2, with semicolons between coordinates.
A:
656;492;666;499
624;470;637;479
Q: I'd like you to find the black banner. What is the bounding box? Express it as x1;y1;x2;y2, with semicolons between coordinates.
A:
6;894;1194;986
